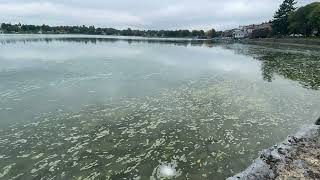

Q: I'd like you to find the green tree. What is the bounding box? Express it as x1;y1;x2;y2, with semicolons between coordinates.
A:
288;2;320;36
88;25;96;34
206;28;217;38
191;30;205;37
308;3;320;36
272;0;296;35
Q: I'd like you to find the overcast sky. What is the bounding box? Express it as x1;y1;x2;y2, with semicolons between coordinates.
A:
0;0;317;30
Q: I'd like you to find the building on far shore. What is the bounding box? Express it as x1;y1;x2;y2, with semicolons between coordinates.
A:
233;29;246;39
222;29;236;38
232;22;272;39
0;30;4;34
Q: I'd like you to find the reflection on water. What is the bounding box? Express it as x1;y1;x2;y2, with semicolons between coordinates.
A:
226;44;320;90
0;35;319;179
0;35;216;48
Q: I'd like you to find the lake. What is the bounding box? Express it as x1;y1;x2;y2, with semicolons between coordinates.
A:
0;35;320;180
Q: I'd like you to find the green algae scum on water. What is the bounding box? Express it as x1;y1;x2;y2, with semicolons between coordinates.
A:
0;35;320;180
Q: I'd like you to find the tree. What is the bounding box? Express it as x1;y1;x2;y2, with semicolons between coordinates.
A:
0;22;210;38
41;24;51;32
178;30;191;37
88;25;95;34
308;3;320;36
288;2;320;36
206;28;217;38
121;28;133;36
272;0;296;35
199;30;205;36
191;30;205;37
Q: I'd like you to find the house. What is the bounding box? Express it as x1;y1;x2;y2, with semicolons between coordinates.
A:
222;29;236;37
227;22;273;39
233;25;255;39
256;22;272;31
233;29;246;39
0;30;4;34
242;25;255;36
242;23;272;37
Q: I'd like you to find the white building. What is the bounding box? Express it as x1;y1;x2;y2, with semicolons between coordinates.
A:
233;29;246;39
0;30;4;34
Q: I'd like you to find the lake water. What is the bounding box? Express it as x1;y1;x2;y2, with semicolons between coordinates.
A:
0;35;320;180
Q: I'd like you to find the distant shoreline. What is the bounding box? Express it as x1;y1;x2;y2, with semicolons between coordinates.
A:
0;33;205;40
2;34;320;49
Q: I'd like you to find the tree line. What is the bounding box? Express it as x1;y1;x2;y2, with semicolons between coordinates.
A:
2;0;318;38
0;23;224;38
272;0;320;36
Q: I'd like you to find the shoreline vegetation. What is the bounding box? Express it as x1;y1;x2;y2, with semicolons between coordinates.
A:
1;2;319;40
1;2;319;39
0;23;220;39
0;1;319;45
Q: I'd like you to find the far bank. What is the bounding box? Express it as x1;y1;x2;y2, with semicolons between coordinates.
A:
241;38;320;49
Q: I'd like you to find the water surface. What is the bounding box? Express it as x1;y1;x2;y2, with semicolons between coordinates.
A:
0;35;320;179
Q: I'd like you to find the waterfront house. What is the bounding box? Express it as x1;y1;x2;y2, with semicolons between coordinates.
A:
242;22;272;38
0;30;4;34
233;29;246;39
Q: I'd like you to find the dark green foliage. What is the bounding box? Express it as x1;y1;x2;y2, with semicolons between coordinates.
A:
272;0;297;35
205;28;217;38
191;30;205;37
272;1;320;37
0;23;210;38
1;23;21;33
206;29;223;38
289;2;320;36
